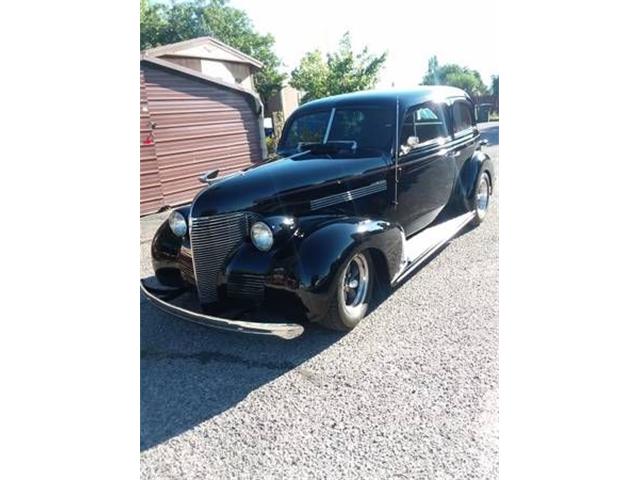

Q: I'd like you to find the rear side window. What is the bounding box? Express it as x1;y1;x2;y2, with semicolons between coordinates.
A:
400;103;447;146
451;100;474;135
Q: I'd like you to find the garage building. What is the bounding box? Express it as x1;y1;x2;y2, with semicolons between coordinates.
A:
140;55;266;215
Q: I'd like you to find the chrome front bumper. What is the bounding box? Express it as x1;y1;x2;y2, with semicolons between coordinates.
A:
140;280;304;340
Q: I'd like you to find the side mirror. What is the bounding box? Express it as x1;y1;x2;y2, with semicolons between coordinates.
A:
406;136;420;148
400;136;420;156
199;169;219;184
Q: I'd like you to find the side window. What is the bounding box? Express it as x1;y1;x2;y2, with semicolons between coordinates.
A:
414;106;446;143
281;111;331;149
327;109;366;142
327;107;395;150
400;103;447;147
451;100;474;135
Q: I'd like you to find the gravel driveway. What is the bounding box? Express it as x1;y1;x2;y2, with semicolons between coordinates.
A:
140;122;499;479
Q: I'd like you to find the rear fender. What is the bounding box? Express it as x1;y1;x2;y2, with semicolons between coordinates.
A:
455;150;495;207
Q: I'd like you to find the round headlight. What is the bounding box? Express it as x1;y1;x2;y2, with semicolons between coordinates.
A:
250;221;274;251
168;211;188;237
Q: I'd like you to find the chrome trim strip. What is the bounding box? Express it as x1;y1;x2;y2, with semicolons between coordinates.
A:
442;133;476;149
453;127;475;139
408;136;448;151
398;133;478;162
140;281;305;340
310;179;387;211
394;96;400;205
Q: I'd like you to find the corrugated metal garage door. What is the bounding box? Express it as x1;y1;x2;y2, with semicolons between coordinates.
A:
140;71;164;215
141;63;263;212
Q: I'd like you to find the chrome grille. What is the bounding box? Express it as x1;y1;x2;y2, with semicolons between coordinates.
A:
190;213;251;303
177;247;196;285
227;272;266;300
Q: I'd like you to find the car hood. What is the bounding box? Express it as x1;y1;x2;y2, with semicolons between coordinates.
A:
190;153;389;218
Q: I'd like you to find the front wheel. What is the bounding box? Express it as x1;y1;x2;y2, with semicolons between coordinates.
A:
470;171;491;226
319;251;373;332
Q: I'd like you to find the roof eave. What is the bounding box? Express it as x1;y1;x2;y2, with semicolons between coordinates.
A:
142;36;264;70
140;55;263;115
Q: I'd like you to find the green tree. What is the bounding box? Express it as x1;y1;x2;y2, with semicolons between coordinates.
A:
140;0;286;103
202;1;285;102
421;55;488;96
140;0;169;49
291;32;387;104
422;55;441;85
140;0;209;48
290;50;330;101
491;75;499;96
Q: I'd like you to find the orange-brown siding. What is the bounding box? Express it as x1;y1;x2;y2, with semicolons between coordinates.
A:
140;62;263;215
140;71;164;215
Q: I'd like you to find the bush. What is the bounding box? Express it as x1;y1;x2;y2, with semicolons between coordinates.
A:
266;135;277;154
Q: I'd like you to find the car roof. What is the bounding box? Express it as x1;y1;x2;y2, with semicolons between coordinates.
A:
295;86;471;113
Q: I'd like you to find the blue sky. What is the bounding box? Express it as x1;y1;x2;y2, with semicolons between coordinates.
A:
154;0;498;87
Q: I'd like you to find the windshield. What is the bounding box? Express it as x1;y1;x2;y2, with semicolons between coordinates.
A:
279;106;395;155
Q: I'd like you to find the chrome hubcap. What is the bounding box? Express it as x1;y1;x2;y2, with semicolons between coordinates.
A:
342;253;369;315
476;175;490;219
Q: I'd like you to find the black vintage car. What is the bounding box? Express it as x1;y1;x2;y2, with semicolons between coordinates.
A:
141;86;495;339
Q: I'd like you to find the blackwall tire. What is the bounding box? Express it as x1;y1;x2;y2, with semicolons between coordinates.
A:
319;250;374;332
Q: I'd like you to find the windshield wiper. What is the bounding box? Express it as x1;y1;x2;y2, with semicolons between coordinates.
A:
297;140;358;154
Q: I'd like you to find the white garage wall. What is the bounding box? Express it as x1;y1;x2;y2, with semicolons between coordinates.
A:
200;60;254;92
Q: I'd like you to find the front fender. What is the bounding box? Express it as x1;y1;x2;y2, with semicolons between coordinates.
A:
294;217;403;289
150;205;191;286
275;216;404;321
224;215;404;321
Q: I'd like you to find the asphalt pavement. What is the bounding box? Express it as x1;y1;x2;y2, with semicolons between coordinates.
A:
140;121;499;479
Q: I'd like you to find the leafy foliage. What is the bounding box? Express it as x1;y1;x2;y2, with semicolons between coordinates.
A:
290;51;329;101
140;0;286;103
491;75;499;97
290;33;387;104
421;55;489;96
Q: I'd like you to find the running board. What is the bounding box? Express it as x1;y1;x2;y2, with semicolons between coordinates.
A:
391;212;475;286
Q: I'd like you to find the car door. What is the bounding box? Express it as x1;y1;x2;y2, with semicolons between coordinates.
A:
394;102;455;236
449;98;479;175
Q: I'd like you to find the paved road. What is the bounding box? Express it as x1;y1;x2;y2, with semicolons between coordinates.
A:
140;122;499;479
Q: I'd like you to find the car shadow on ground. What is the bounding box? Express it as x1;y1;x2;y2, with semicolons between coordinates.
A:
140;213;485;451
141;225;471;450
140;294;345;451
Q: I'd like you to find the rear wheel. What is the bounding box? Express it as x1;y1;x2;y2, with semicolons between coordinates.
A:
320;251;373;331
470;171;491;226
